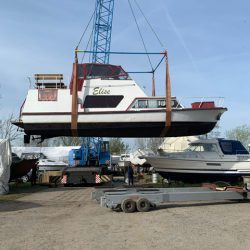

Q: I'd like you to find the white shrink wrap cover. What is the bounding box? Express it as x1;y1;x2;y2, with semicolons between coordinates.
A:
0;139;12;194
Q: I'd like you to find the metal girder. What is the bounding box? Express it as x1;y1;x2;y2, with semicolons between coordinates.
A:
92;0;115;64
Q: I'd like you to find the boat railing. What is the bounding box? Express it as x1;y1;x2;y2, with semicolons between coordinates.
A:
29;74;67;89
176;97;225;109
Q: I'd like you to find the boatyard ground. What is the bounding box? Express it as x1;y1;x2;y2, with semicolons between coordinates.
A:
1;186;250;250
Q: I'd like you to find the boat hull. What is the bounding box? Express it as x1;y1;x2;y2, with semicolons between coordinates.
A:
157;171;248;183
14;121;217;138
147;157;250;183
10;159;38;181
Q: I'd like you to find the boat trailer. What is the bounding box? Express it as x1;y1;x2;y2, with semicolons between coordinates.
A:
92;185;250;213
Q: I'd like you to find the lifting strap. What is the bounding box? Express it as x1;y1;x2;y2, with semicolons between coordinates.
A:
152;72;155;96
160;51;172;137
71;51;79;137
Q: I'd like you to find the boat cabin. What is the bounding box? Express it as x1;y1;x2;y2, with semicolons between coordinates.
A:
187;139;249;156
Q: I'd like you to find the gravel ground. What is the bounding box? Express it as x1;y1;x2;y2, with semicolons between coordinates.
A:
0;186;250;250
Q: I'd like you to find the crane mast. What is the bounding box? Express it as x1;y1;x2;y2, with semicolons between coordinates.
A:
67;0;116;184
92;0;115;64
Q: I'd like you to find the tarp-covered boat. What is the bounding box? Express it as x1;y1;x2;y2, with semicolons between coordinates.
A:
0;139;12;194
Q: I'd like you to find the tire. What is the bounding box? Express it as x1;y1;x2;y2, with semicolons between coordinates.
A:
121;199;136;213
21;175;29;183
136;198;150;212
111;205;122;212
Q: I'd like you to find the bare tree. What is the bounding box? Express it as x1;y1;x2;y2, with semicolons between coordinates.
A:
226;125;250;148
135;138;165;153
39;137;82;147
0;113;22;142
58;137;82;146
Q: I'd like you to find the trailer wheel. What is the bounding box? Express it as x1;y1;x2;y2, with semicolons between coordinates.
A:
121;199;136;213
111;204;122;212
136;198;150;212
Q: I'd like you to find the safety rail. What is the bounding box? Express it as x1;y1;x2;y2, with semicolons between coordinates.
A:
177;97;225;109
32;74;66;89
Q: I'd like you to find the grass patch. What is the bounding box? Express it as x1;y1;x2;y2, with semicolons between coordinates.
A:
0;183;47;201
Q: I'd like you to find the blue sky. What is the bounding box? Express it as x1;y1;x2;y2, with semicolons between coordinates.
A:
0;0;250;136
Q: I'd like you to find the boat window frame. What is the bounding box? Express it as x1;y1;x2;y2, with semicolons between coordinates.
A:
187;143;219;153
130;97;182;110
38;89;58;101
83;95;124;108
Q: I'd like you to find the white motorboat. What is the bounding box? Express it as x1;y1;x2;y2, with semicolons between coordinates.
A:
38;159;68;172
144;138;250;183
13;62;227;141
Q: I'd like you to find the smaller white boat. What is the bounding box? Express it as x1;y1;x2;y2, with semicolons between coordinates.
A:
38;158;68;172
118;154;131;167
144;138;250;183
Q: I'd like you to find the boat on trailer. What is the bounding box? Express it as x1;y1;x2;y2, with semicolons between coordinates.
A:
144;138;250;183
13;53;227;141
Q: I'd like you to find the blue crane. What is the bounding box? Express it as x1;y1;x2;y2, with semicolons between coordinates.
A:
80;0;115;166
92;0;115;64
66;0;115;185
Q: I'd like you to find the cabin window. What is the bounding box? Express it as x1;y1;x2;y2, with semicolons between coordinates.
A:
188;143;218;152
158;100;166;107
219;141;233;154
171;99;182;108
148;100;158;108
101;141;109;152
131;98;182;109
38;89;58;101
83;95;124;108
138;100;147;108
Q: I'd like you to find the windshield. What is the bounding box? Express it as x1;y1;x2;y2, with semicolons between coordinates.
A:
79;64;131;80
187;143;218;152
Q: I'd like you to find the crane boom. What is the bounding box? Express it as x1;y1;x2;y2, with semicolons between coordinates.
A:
65;0;115;185
92;0;115;64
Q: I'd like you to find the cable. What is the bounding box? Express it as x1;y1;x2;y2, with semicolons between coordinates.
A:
134;0;165;49
128;0;153;71
76;10;95;49
81;27;95;63
89;8;96;63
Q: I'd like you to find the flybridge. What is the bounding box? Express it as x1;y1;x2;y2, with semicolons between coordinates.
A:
69;63;131;92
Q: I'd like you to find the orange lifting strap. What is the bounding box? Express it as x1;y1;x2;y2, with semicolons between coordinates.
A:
71;51;79;137
161;51;172;136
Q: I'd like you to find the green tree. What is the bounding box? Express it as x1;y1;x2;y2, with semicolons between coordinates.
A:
226;125;250;149
109;138;129;154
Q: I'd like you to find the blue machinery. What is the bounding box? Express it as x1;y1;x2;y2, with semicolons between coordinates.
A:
76;0;115;167
75;0;115;167
66;1;114;183
92;0;115;64
68;138;110;167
